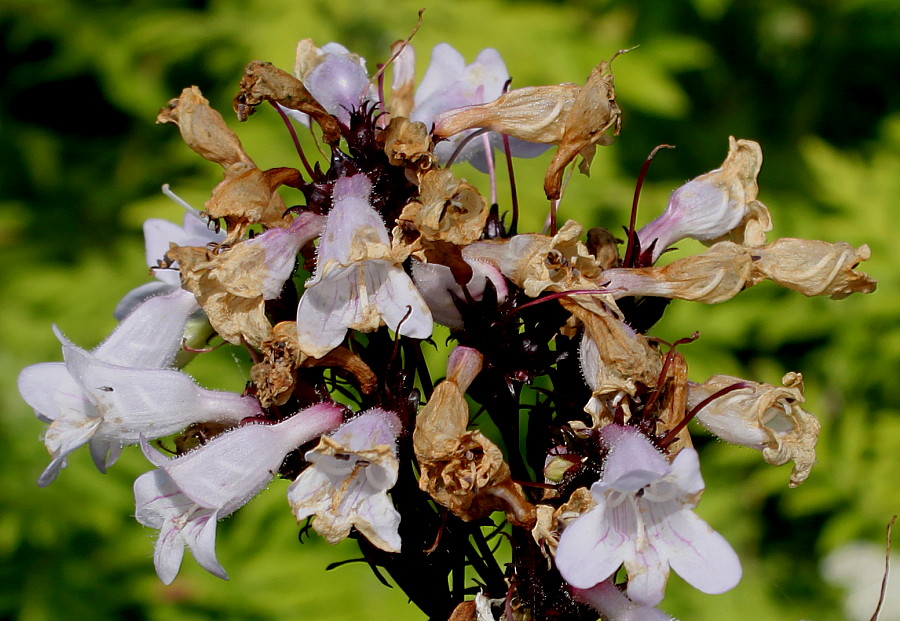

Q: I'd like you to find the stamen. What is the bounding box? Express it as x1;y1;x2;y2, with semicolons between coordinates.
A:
161;184;205;223
513;288;612;313
501;134;519;236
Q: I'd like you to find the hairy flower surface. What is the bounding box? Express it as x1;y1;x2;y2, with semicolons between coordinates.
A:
135;402;343;583
296;174;432;358
18;290;260;485
555;425;741;606
288;408;402;552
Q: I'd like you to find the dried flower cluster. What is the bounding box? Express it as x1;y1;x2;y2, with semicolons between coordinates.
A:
18;32;875;621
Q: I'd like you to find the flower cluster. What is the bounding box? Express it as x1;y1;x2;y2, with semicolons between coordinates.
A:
19;34;875;620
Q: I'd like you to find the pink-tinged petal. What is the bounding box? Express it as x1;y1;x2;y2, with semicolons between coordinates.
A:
89;438;124;473
572;580;675;621
243;212;324;299
667;447;705;500
143;211;223;270
38;417;102;486
650;505;742;596
556;499;629;589
623;540;670;607
314;175;388;269
296;265;366;357
332;408;401;452
413;43;467;112
92;289;200;368
113;281;176;321
411;258;507;329
150;403;342;512
305;53;371;125
154;521;187;585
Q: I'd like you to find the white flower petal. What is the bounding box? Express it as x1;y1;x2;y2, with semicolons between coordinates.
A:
555;496;628;589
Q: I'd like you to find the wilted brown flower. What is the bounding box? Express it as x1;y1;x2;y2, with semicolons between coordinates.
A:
414;347;535;527
687;372;820;487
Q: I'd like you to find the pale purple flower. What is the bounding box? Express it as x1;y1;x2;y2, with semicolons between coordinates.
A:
228;211;325;300
555;424;741;606
136;402;343;584
296;174;431;358
637;139;764;263
411;43;546;170
288;408;402;552
286;41;376;127
411;257;508;329
18;290;260;485
115;185;224;318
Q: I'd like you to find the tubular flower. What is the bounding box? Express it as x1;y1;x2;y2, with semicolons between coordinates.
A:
555;425;741;606
17;290;262;485
135;402;343;584
638;138;770;262
290;40;375;126
296;173;432;358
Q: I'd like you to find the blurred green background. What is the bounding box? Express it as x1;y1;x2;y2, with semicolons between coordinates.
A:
2;0;899;619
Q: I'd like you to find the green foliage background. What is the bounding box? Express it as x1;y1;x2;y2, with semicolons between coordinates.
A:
2;0;898;619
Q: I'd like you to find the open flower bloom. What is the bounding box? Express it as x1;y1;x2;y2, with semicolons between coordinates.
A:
687;372;820;487
555;424;741;606
638;138;770;263
135;402;343;584
288;408;402;552
296;174;432;358
17;290;261;485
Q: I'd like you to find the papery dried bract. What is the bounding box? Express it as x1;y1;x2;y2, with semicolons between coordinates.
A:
603;242;755;304
434;84;581;145
382;117;435;171
396;168;488;248
158;86;301;243
570;300;663;420
603;237;875;303
688;372;820;487
168;212;323;348
467;220;602;299
157;86;253;169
